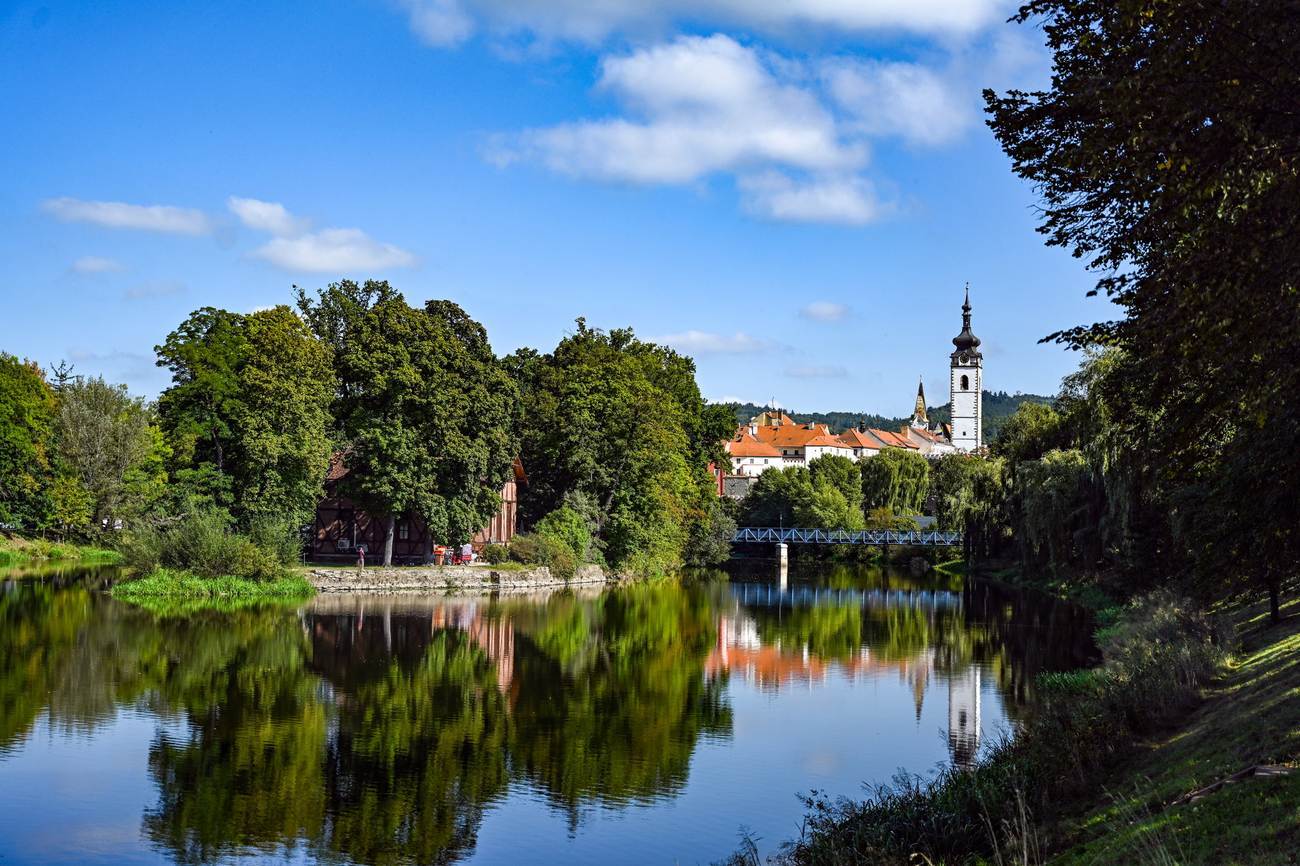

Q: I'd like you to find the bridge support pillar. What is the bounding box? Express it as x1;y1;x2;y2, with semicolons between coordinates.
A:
777;542;788;569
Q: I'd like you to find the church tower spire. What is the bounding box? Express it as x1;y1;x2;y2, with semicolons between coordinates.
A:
912;376;928;427
949;284;983;452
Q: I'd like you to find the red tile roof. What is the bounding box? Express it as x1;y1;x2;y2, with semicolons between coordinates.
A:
868;429;919;449
837;428;882;450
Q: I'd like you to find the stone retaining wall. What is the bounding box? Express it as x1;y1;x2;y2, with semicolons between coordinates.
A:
306;562;615;595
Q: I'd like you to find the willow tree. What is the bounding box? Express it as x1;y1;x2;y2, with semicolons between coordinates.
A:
297;281;519;565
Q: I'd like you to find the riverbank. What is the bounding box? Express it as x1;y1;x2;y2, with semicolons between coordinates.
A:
304;562;618;594
753;576;1297;865
1048;591;1299;865
0;534;121;567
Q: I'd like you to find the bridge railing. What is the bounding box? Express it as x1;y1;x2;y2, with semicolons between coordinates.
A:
731;527;963;546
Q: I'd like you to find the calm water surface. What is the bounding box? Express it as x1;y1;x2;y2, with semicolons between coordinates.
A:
0;563;1096;865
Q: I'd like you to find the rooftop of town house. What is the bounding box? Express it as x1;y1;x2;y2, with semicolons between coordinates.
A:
837;428;883;449
726;432;782;458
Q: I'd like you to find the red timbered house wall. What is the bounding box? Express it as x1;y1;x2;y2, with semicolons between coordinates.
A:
310;454;526;564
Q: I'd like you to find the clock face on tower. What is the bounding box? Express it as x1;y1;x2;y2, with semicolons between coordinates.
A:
959;353;969;365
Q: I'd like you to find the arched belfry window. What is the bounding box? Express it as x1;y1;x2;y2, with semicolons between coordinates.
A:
960;374;969;390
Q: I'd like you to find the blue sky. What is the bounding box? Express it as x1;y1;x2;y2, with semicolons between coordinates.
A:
1;0;1112;413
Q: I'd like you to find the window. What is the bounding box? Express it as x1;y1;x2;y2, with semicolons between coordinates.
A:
960;374;969;390
398;522;409;540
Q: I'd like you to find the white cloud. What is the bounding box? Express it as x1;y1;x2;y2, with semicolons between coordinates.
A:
252;228;416;273
785;364;849;378
653;329;771;354
740;171;882;225
800;301;850;321
823;58;972;147
227;196;311;236
503;35;863;185
398;0;1009;46
398;0;474;46
70;256;124;274
41;197;212;235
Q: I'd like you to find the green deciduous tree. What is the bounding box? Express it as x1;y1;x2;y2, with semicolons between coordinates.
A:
298;281;519;564
0;353;56;531
55;376;157;532
507;320;727;574
157;305;334;530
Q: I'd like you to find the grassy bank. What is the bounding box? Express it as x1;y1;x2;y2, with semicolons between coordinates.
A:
1049;593;1299;865
111;567;314;615
0;534;121;566
742;582;1297;865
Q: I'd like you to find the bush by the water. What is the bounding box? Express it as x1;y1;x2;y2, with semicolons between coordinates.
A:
503;506;597;578
774;590;1225;865
120;509;300;581
480;543;508;564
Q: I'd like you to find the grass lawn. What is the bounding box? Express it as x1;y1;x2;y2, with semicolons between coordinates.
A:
1049;592;1300;865
112;568;315;615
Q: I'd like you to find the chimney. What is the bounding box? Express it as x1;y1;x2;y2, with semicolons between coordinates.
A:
749;423;757;437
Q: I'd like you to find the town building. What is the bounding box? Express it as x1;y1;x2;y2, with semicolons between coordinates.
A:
717;290;982;493
309;452;526;563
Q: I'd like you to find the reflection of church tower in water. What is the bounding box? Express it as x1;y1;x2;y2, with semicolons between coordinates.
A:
947;666;982;768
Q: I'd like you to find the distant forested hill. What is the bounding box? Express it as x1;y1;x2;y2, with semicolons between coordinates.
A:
723;390;1053;442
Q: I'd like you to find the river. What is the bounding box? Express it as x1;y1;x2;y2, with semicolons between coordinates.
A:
0;562;1096;865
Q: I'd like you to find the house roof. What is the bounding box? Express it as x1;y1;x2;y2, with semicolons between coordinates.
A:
868;428;919;450
727;432;782;458
804;433;853;450
755;423;834;448
837;428;882;450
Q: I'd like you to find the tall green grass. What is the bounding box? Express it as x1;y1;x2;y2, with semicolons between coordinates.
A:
111;568;313;615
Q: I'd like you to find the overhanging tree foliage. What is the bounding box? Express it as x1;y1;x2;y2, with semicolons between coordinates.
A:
986;0;1300;618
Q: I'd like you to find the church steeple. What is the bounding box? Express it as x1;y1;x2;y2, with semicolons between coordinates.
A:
952;283;982;355
913;376;928;425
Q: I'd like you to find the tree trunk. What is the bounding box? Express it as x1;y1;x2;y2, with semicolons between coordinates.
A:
1269;580;1281;624
423;532;433;565
383;514;395;566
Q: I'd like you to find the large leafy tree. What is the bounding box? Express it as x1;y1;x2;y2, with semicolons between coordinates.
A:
0;353;56;531
297;280;519;564
985;0;1300;617
507;320;732;574
156;305;333;527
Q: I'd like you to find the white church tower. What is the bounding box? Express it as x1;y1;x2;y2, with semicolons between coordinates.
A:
949;286;983;452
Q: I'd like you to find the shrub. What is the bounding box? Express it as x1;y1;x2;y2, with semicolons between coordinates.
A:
535;506;591;563
507;531;578;579
118;507;289;582
481;543;508;564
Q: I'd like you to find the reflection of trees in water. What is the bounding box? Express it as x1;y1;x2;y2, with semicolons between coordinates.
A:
0;579;92;751
506;584;732;822
0;569;1096;866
